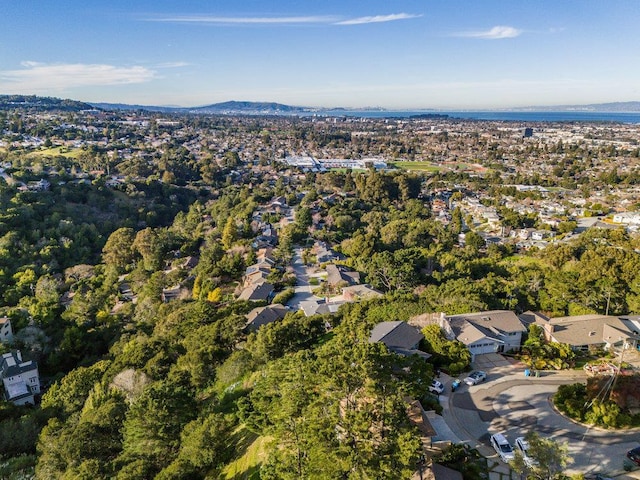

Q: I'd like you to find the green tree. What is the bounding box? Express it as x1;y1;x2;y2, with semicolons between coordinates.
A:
132;228;163;272
120;376;197;472
221;217;237;250
510;431;571;480
421;324;471;374
41;360;111;418
464;231;485;251
102;227;136;272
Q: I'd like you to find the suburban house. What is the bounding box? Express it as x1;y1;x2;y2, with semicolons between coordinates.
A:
243;266;272;286
341;284;383;301
180;256;199;270
245;304;288;332
369;321;431;359
1;350;40;406
255;247;276;264
0;317;13;343
441;310;527;358
243;249;277;287
518;310;550;329
300;298;347;317
238;282;274;302
161;285;188;303
325;264;360;288
536;314;640;352
312;241;344;264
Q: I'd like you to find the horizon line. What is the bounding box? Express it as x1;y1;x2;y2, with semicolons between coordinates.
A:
2;93;640;112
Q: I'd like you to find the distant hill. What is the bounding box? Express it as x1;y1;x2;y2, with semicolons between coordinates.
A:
5;95;640;115
0;95;94;112
512;101;640;112
188;101;310;115
89;102;179;113
89;100;312;115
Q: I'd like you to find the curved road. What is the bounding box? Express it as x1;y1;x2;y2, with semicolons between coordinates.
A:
441;367;640;475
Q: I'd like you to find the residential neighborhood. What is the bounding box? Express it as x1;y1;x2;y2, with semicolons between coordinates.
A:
2;98;640;478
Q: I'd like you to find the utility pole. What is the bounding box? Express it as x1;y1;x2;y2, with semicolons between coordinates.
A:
609;339;627;400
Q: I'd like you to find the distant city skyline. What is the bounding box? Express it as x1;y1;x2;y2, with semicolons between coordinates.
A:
0;1;638;109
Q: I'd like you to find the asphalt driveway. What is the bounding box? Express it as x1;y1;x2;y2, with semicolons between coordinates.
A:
439;356;640;475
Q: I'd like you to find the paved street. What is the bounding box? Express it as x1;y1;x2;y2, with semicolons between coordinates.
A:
286;247;322;311
436;354;640;477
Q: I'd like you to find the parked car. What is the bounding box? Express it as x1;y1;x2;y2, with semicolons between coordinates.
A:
429;379;445;395
515;437;536;467
490;433;515;463
627;446;640;466
464;370;487;386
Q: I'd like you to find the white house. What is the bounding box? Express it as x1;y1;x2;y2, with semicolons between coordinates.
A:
531;230;554;241
613;212;640;226
440;310;527;358
1;351;40;405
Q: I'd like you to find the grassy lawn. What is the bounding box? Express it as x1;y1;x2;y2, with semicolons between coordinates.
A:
389;161;441;172
221;427;270;480
27;146;83;159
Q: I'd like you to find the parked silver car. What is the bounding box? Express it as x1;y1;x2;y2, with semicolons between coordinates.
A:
463;370;487;386
515;437;536;467
491;433;515;463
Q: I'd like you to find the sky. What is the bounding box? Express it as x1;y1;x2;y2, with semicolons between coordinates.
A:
0;0;639;109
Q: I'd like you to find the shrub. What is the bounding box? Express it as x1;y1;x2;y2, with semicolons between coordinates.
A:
554;383;586;421
419;394;443;415
584;400;622;428
272;288;294;305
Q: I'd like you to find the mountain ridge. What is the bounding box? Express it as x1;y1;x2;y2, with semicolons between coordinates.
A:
2;94;640;114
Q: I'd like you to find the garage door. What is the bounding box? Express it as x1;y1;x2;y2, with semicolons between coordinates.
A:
469;342;498;355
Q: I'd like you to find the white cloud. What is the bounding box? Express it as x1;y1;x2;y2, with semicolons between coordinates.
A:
455;25;522;39
146;15;339;25
145;13;420;26
334;13;422;26
0;62;156;92
155;61;190;68
20;60;43;67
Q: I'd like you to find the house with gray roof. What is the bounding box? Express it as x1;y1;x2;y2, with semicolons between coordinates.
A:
245;304;288;332
299;298;347;317
537;314;640;352
238;282;274;302
325;264;360;288
313;241;344;264
369;321;431;359
441;310;527;358
1;350;40;405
